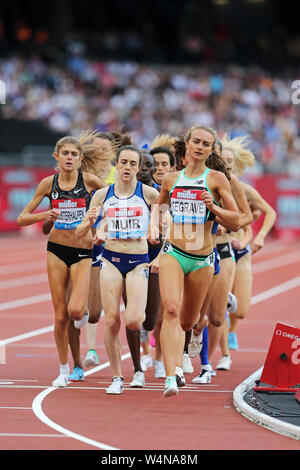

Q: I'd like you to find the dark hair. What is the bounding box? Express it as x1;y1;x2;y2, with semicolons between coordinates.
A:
115;145;143;165
150;146;175;167
206;152;231;180
93;132;114;142
173;136;230;179
173;138;186;170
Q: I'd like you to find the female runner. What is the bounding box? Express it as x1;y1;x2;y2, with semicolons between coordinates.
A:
76;144;159;394
148;124;240;397
17;133;105;386
219;134;276;353
124;151;163;387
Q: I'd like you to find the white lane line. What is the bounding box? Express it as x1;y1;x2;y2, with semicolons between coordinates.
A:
31;355;133;451
251;240;295;257
0;326;54;346
0;384;230;393
0;294;51;312
0;380;38;382
0;433;67;438
251;276;300;305
0;261;45;275
252;251;300;274
0;407;32;410
0;274;48;290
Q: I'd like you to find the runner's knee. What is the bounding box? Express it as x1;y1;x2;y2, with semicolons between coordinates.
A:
68;303;86;321
163;300;180;319
88;308;101;324
105;313;121;334
126;310;145;331
54;315;69;331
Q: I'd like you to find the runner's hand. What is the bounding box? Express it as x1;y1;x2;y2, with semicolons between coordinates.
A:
148;225;160;245
86;206;100;226
94;228;107;245
251;234;264;254
231;238;242;250
200;190;214;210
45;209;60;222
147;256;160;274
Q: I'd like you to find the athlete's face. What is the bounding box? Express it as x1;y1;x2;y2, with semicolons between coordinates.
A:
185;128;214;162
54;144;82;172
116;149;140;182
221;149;235;172
153;152;173;184
137;153;155;184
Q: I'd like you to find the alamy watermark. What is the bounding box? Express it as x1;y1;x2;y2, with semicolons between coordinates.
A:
291;80;300;104
0;80;6;104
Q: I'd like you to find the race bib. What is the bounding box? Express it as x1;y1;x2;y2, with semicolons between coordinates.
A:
106;205;146;239
171;188;206;224
52;198;87;230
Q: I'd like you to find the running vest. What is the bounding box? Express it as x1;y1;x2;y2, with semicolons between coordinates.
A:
104;166;116;185
49;171;91;230
103;181;150;239
169;168;218;224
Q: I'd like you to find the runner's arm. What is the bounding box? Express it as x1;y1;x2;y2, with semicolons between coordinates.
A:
229;173;253;228
76;187;107;239
17;177;53;227
204;172;240;232
242;182;277;253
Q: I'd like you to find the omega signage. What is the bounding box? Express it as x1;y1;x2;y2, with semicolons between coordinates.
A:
254;322;300;392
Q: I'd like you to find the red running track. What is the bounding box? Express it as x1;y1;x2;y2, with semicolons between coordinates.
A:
0;233;300;451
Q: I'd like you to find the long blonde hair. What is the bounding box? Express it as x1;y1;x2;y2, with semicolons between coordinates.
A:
151;133;176;150
220;133;256;176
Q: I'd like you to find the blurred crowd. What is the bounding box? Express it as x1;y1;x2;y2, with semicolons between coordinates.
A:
1;52;300;173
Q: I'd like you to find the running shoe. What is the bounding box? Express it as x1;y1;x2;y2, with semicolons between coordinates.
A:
164;376;178;397
188;330;203;358
192;364;214;384
175;366;186;387
182;353;194;374
74;311;89;329
141;354;153;372
106;377;124;395
129;371;145;387
216;356;232;370
83;349;100;369
68;366;84;381
154;360;166;378
227;292;238;314
52;374;69;387
228;331;239;350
